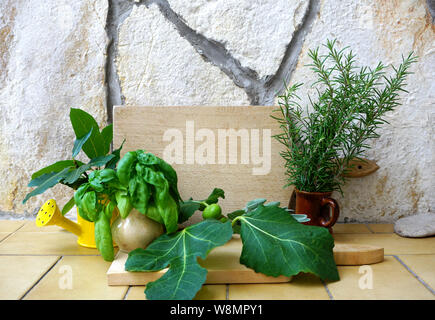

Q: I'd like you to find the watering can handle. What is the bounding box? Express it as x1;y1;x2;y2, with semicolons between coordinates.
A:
320;197;339;228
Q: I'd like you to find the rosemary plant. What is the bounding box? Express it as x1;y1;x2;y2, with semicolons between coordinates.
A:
272;39;417;194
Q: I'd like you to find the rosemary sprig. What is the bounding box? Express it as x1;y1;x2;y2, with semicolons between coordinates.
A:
272;39;417;194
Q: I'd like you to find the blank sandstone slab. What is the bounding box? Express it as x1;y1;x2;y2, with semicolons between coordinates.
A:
0;256;60;300
24;256;128;300
113;106;290;223
326;256;434;300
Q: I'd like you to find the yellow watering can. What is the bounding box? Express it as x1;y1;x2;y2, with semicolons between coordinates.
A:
36;199;117;248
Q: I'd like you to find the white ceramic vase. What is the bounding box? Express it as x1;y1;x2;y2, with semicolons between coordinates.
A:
111;208;164;253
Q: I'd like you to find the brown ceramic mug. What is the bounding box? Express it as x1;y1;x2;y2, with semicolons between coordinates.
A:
291;189;339;233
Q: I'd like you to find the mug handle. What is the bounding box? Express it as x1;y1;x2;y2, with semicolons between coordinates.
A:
320;197;339;228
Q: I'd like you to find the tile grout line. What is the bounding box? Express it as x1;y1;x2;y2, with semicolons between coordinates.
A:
320;280;334;300
123;286;132;300
0;233;16;244
0;222;27;244
19;256;64;300
393;255;435;296
13;222;27;232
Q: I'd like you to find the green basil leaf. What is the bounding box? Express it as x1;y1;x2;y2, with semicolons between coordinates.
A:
23;168;71;204
115;190;132;219
136;150;160;165
88;178;105;193
95;211;114;261
142;168;178;233
155;157;181;202
116;151;137;185
98;168;117;182
145;202;164;224
103;201;116;220
87;169;118;193
89;169;118;183
72;127;93;158
74;184;91;221
69;108;106;159
125;220;233;300
141;166;165;187
101;124;113;155
82;191;98;222
128;176;138;196
155;191;178;234
61;196;76;216
130;177;150;214
31;160;82;180
135;150;181;202
237;205;339;281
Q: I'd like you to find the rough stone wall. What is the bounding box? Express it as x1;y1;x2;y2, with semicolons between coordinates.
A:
0;0;433;222
0;0;108;218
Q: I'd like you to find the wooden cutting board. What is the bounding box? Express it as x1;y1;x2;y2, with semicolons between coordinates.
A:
333;242;384;265
107;236;292;286
107;236;383;286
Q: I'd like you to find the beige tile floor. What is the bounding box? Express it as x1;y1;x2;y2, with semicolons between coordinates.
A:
0;220;433;300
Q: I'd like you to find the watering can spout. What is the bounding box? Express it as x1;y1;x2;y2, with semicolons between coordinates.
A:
36;199;117;249
36;199;82;237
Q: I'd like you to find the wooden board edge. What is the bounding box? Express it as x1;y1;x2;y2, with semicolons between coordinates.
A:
333;244;384;266
205;271;291;284
107;268;292;286
107;251;292;286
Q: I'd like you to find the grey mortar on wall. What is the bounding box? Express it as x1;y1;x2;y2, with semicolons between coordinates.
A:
104;0;320;112
427;0;435;23
105;0;135;123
